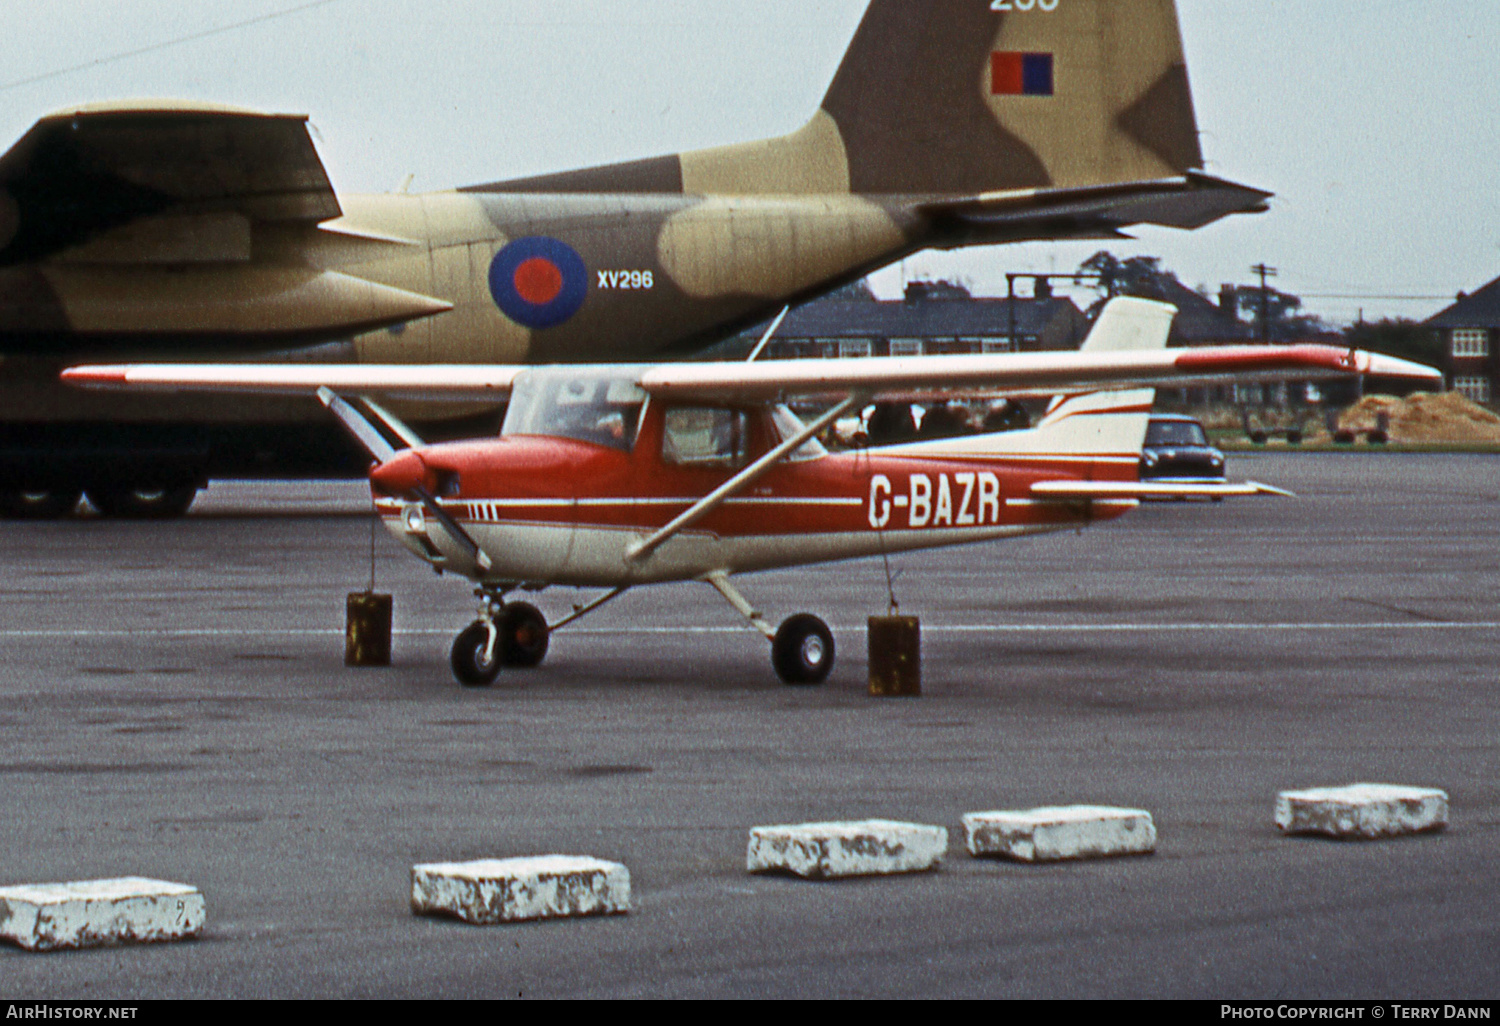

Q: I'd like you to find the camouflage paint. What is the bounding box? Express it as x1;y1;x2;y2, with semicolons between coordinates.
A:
0;0;1268;508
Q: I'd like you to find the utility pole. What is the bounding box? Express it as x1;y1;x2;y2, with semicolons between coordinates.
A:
1251;263;1278;343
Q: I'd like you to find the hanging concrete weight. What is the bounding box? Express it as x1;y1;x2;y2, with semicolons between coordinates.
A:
868;615;920;697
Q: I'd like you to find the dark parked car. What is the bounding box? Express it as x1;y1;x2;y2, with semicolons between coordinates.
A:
1140;415;1225;481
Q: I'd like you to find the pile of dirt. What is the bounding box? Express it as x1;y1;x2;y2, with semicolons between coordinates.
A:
1338;392;1500;444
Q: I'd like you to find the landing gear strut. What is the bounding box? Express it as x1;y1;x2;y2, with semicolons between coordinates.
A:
448;590;554;687
704;572;836;686
450;621;501;688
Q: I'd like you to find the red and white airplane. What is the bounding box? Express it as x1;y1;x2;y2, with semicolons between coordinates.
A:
65;299;1440;687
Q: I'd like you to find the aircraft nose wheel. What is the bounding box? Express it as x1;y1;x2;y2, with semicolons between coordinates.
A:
772;614;835;686
451;621;502;688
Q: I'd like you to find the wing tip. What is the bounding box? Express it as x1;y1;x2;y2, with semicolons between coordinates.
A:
59;365;128;387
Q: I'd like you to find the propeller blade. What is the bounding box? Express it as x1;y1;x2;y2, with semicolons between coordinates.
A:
411;485;494;574
317;387;398;465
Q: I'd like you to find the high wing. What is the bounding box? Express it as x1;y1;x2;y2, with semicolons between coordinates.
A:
61;363;524;402
0;101;340;261
62;296;1442;400
62;344;1441;404
636;345;1440;405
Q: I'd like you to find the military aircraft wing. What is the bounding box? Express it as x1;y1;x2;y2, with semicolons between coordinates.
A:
0;101;341;264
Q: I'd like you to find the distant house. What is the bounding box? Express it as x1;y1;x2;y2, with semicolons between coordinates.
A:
1426;281;1500;404
760;281;1089;360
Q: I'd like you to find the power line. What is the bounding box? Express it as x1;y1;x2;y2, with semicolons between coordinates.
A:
1299;294;1455;302
0;0;353;94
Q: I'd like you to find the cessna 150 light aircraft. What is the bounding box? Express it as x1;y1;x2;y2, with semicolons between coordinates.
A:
65;300;1442;687
4;0;1271;519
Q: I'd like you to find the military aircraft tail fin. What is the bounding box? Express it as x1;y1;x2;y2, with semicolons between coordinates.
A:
475;0;1208;199
674;0;1206;196
815;0;1204;196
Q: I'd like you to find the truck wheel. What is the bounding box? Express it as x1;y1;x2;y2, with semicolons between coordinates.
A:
0;488;81;520
86;485;199;520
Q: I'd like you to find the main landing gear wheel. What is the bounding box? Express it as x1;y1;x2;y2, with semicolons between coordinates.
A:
0;488;82;520
451;621;502;688
86;484;199;520
498;603;550;668
772;614;835;687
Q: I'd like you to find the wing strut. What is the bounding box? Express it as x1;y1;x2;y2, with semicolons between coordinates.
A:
746;306;791;364
625;395;863;563
318;387;398;465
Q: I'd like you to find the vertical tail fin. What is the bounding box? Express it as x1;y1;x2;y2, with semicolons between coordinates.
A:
918;298;1175;460
499;1;1211;200
1076;297;1177;355
821;0;1203;195
681;0;1204;197
1038;297;1175;442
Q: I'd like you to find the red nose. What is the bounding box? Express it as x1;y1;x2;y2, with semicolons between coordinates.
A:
369;450;432;497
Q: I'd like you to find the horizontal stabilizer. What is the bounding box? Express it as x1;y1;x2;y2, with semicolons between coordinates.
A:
925;173;1272;242
1031;480;1295;502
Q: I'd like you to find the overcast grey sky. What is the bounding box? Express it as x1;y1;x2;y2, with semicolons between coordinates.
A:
3;1;1496;324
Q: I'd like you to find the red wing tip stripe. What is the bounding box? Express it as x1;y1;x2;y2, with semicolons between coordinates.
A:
61;367;129;384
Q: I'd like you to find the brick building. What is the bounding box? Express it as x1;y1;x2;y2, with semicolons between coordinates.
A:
1426;280;1500;404
758;281;1090;359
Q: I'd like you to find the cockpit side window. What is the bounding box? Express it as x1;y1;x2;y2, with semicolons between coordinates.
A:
662;407;751;470
502;369;647;452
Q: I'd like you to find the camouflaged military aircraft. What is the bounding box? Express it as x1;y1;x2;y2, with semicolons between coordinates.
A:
2;0;1269;520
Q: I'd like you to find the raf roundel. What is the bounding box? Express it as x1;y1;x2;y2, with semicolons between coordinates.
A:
488;238;589;330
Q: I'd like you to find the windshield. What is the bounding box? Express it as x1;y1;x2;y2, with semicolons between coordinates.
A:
502;368;647;452
1146;420;1209;447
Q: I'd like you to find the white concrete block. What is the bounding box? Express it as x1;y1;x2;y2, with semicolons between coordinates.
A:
1276;783;1449;839
410;856;630;925
0;878;205;952
963;806;1158;863
746;820;947;880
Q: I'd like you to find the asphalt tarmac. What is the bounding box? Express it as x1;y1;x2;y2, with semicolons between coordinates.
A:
1;453;1497;999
